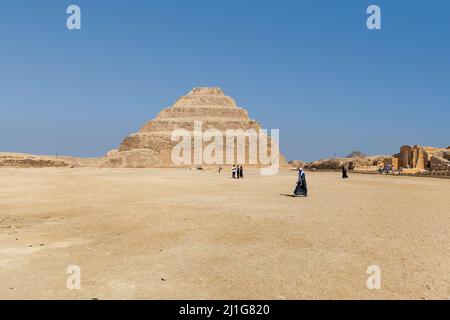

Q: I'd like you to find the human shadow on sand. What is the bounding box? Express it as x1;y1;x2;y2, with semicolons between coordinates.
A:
280;193;306;198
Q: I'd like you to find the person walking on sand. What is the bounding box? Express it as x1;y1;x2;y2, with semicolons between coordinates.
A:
293;167;308;197
239;165;243;179
232;165;236;179
236;165;240;179
342;165;349;179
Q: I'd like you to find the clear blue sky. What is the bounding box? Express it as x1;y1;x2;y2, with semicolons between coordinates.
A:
0;0;449;161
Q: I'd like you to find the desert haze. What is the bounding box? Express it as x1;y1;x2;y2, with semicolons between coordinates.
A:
1;168;449;299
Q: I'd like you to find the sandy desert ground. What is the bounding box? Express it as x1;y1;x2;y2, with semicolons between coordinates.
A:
0;168;449;300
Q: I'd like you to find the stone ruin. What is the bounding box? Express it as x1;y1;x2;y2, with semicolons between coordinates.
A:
384;145;450;176
102;87;289;168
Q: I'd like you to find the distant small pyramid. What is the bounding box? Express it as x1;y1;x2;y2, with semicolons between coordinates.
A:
103;87;288;168
346;151;366;158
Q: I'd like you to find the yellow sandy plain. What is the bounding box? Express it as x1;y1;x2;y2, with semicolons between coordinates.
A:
0;168;449;299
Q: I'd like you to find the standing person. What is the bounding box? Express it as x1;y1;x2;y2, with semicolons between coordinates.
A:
236;165;240;179
293;167;308;197
239;165;243;179
232;165;236;179
342;165;348;179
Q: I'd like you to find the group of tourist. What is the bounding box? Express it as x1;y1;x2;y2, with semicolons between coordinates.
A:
379;165;402;175
231;165;244;179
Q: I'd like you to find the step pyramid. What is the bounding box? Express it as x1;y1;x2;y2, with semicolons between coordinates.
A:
103;87;288;169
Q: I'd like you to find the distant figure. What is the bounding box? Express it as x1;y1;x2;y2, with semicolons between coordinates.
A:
236;165;240;179
218;167;222;173
294;168;308;197
232;165;236;179
239;166;243;179
342;165;349;179
348;161;354;171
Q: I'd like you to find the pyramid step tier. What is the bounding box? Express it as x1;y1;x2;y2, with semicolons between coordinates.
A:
119;132;276;152
173;95;237;108
141;119;261;133
157;106;248;120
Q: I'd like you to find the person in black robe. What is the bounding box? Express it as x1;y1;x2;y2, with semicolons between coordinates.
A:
342;165;348;179
236;166;240;179
232;165;236;179
294;168;308;197
239;166;243;179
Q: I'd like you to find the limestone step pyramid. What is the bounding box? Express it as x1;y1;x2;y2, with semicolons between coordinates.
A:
103;87;288;168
